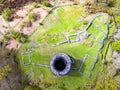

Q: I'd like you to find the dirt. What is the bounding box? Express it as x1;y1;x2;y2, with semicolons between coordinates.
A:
0;48;24;90
6;39;21;50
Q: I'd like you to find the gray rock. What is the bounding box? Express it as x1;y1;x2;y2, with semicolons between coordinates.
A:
113;58;120;70
112;27;120;70
113;29;120;40
112;51;120;59
114;75;120;83
112;51;120;70
108;64;117;77
0;78;11;90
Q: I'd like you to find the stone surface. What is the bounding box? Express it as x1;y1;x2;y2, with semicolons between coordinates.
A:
113;58;120;70
113;29;120;41
112;51;120;70
108;64;117;77
114;75;120;82
112;27;120;70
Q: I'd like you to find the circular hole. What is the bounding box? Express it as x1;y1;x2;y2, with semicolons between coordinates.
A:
54;57;67;71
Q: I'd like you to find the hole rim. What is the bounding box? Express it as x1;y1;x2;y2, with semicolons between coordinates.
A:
50;53;72;76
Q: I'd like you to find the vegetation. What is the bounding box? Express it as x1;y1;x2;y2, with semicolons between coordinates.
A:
116;15;120;27
112;41;120;51
0;0;117;89
0;0;5;4
19;5;115;90
94;77;119;90
3;34;10;45
28;13;37;22
94;0;115;7
2;8;12;21
10;30;28;43
85;1;111;15
0;64;12;80
94;0;120;14
0;30;27;44
23;20;32;27
73;0;79;5
40;0;52;7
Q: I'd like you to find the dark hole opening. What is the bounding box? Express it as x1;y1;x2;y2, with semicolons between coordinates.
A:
54;57;67;71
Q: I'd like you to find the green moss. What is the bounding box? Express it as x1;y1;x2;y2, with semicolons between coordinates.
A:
2;8;12;21
19;5;115;90
28;13;37;22
116;15;120;27
94;77;119;90
10;30;28;43
0;64;12;80
36;5;85;42
112;41;120;51
40;0;52;7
